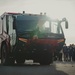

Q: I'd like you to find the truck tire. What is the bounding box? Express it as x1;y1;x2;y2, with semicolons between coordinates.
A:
39;52;53;65
16;58;25;64
39;58;51;65
1;44;14;65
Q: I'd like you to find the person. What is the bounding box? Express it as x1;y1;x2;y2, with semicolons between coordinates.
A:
63;44;68;61
58;49;63;61
68;44;74;61
72;44;75;61
53;50;60;61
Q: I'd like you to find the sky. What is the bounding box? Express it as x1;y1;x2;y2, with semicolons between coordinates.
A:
0;0;75;45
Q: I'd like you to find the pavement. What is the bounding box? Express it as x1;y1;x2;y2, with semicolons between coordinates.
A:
0;60;75;75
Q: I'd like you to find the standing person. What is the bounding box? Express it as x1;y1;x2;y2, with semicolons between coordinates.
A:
58;49;63;61
72;44;75;61
63;44;68;61
68;44;74;61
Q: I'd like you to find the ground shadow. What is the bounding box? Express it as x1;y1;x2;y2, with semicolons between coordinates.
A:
0;63;69;75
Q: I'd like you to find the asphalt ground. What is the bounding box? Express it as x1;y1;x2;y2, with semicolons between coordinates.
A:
0;60;75;75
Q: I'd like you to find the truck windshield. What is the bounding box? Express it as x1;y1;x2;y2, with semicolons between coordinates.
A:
16;20;38;32
15;15;64;38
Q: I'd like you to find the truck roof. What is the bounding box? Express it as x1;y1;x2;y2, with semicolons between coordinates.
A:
1;12;47;16
0;12;50;21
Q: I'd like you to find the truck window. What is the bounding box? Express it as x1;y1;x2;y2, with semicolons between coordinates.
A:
39;21;50;33
3;16;7;33
16;20;38;32
6;15;9;34
13;16;16;29
51;22;63;34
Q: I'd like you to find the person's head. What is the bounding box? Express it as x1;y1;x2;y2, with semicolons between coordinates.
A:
64;43;66;46
69;44;72;46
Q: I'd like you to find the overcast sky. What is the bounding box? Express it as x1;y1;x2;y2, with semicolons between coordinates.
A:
0;0;75;45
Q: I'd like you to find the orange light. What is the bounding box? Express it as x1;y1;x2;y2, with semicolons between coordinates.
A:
19;38;27;43
57;39;64;43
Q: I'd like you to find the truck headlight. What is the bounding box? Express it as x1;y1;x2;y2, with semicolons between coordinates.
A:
19;38;27;43
57;39;64;43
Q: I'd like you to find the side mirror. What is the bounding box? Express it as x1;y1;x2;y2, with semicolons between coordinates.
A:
62;18;68;29
65;21;68;29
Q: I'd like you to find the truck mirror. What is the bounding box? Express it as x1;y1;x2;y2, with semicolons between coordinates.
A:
62;18;68;29
65;21;68;29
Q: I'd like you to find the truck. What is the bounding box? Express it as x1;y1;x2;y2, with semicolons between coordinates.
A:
0;12;68;65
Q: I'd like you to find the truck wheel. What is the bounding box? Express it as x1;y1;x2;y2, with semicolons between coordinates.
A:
16;58;25;64
39;58;51;65
1;44;14;65
1;44;8;65
39;52;53;65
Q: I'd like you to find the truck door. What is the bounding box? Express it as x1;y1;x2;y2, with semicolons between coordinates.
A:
0;18;2;58
7;15;16;47
0;18;2;34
